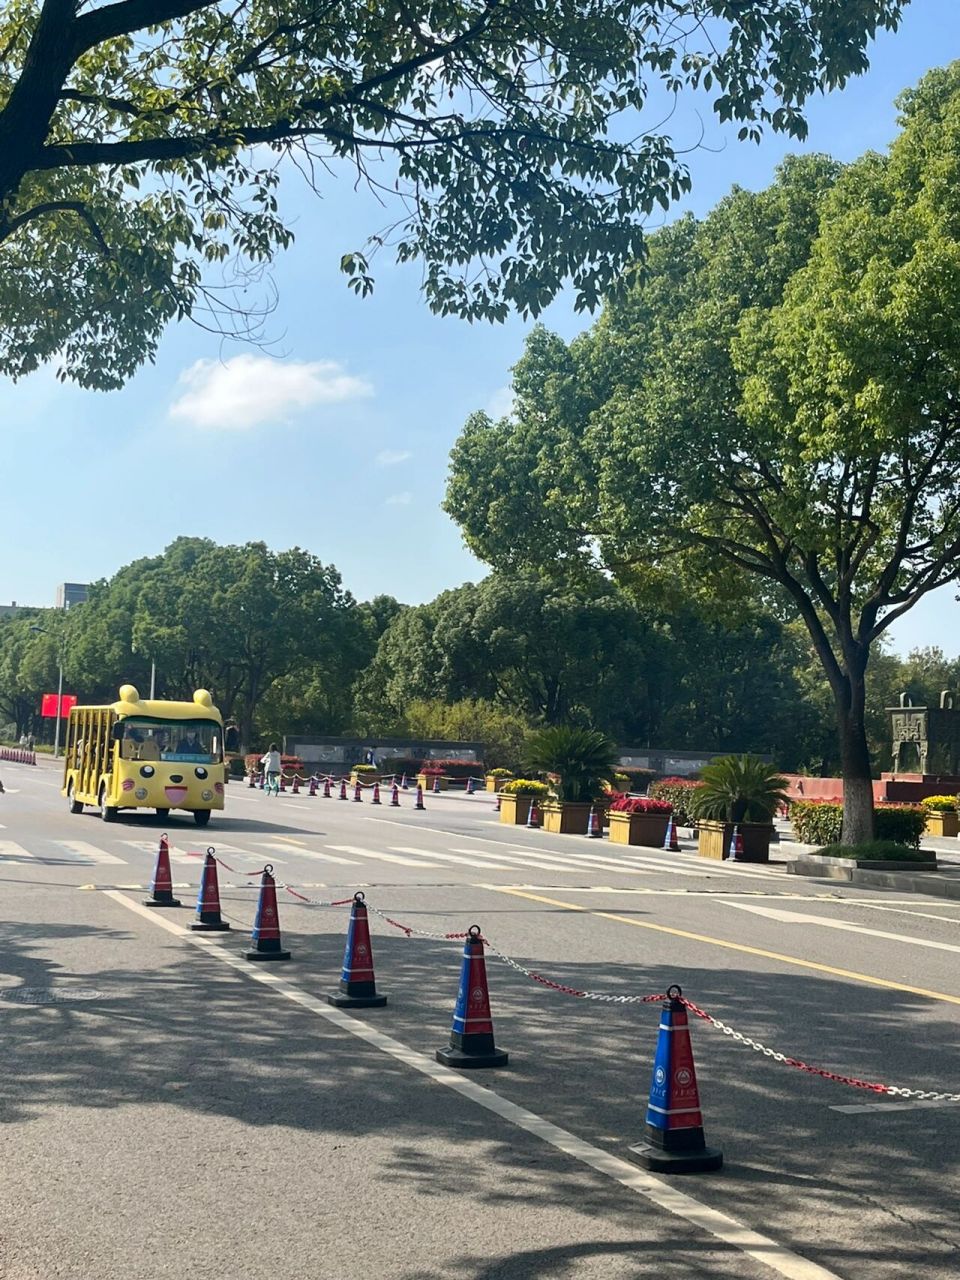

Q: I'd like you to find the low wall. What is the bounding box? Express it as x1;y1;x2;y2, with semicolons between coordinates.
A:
781;773;960;804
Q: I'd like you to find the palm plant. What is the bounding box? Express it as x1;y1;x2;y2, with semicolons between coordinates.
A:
690;755;789;824
523;725;617;803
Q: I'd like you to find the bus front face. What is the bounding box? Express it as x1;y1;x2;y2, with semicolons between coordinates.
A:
115;717;225;812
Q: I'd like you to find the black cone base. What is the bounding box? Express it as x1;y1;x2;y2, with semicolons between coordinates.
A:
191;920;231;932
143;895;182;908
626;1141;723;1174
245;947;291;961
327;991;388;1008
436;1045;509;1069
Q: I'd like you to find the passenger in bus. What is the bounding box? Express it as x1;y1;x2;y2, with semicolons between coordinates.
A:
139;735;161;761
176;732;203;754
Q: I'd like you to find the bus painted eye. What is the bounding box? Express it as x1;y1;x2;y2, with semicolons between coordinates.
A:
195;766;208;780
140;765;155;778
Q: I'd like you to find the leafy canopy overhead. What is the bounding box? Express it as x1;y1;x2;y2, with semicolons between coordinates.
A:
0;0;907;386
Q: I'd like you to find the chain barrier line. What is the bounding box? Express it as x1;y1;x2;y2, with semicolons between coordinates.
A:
678;996;960;1100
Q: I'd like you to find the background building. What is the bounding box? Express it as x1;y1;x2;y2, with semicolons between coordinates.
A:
56;583;89;610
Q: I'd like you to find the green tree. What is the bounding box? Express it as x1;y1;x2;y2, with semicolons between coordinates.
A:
0;0;906;386
446;67;960;843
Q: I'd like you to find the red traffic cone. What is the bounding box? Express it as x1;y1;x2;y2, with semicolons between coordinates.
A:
436;926;508;1069
279;775;287;792
323;776;332;798
663;816;680;852
371;782;381;805
353;780;362;802
144;833;181;908
390;783;400;807
339;778;348;800
526;799;540;829
258;772;265;789
627;985;722;1173
415;784;425;811
327;892;387;1008
587;806;602;838
245;865;291;961
191;848;230;932
727;824;745;861
292;775;301;794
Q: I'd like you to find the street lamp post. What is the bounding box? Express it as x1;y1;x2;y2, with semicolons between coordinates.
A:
30;624;65;757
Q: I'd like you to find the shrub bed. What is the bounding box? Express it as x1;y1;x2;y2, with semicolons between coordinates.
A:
648;777;703;825
501;778;551;797
791;801;926;848
420;758;482;780
815;840;934;862
921;794;959;812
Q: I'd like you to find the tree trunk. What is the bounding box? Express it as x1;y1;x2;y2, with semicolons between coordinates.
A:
836;661;875;845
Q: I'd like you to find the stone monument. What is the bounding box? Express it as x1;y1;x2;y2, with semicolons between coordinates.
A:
889;691;960;777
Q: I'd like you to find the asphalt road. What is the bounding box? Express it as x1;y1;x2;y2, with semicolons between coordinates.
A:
3;759;960;1280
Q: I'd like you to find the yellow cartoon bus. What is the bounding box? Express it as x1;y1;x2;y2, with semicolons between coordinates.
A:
62;685;225;825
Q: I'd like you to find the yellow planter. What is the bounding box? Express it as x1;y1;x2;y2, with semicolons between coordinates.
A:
499;793;533;824
541;801;592;836
486;774;512;792
350;771;382;787
608;811;670;847
417;773;448;792
697;819;773;862
924;811;959;837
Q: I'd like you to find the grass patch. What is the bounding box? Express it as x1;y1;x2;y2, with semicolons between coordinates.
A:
815;840;934;862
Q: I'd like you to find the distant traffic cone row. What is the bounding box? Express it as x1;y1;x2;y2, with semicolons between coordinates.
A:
627;986;722;1173
245;864;291;962
0;748;37;765
144;833;181;908
191;849;230;932
327;893;387;1008
436;926;508;1069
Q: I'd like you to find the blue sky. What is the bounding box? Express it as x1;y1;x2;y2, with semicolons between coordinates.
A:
4;1;959;658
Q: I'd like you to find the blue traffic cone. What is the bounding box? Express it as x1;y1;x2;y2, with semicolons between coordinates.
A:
327;893;387;1008
245;865;291;961
587;806;602;838
390;783;400;807
727;825;745;861
371;782;381;805
436;926;508;1068
339;778;348;800
415;784;425;811
353;781;363;803
433;776;441;794
466;777;475;795
191;848;230;932
627;985;722;1173
663;816;680;852
526;798;540;829
401;773;409;790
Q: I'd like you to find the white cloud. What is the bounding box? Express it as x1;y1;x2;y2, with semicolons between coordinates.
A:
169;354;373;430
486;385;515;419
385;491;413;505
375;449;412;467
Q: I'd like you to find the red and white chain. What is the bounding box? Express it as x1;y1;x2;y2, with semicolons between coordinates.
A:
482;938;667;1003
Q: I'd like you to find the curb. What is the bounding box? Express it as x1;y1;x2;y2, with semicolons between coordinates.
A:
788;863;960;900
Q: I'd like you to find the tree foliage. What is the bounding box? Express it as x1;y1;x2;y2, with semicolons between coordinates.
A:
445;65;960;841
0;0;907;385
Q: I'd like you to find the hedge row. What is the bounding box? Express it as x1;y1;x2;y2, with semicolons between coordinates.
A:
648;777;703;825
790;801;926;849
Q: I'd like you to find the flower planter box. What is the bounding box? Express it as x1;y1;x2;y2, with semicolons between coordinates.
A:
417;773;448;792
924;811;959;838
697;819;774;863
499;793;534;824
486;774;512;792
541;801;593;836
608;811;671;848
350;771;382;787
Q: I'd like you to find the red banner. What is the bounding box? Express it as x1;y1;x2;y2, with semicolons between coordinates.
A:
41;693;77;719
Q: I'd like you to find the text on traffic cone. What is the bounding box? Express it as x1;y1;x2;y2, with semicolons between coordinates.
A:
327;892;387;1008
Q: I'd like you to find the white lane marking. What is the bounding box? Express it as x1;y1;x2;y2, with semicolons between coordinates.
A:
390;846;518;872
831;1099;960;1114
55;840;126;866
831;901;960;926
257;841;358;866
0;839;38;862
104;890;840;1280
508;848;703;878
326;844;441;869
723;902;960;957
455;846;645;875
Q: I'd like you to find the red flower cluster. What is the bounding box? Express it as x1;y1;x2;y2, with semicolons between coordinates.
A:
609;795;673;814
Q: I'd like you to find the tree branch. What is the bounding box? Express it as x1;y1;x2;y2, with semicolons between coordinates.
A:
2;199;110;254
72;0;222;54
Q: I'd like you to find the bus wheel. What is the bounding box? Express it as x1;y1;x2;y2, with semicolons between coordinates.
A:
99;788;118;823
155;808;169;818
67;784;83;815
193;809;211;827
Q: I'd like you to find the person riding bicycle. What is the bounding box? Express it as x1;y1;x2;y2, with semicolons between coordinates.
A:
260;743;282;795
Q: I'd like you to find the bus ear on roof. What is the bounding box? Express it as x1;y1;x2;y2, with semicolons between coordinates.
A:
118;685;140;705
193;689;213;708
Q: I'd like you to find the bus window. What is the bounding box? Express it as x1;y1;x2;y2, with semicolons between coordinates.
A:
119;719;221;764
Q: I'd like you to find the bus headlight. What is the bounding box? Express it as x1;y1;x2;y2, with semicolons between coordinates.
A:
201;789;213;802
135;787;148;800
